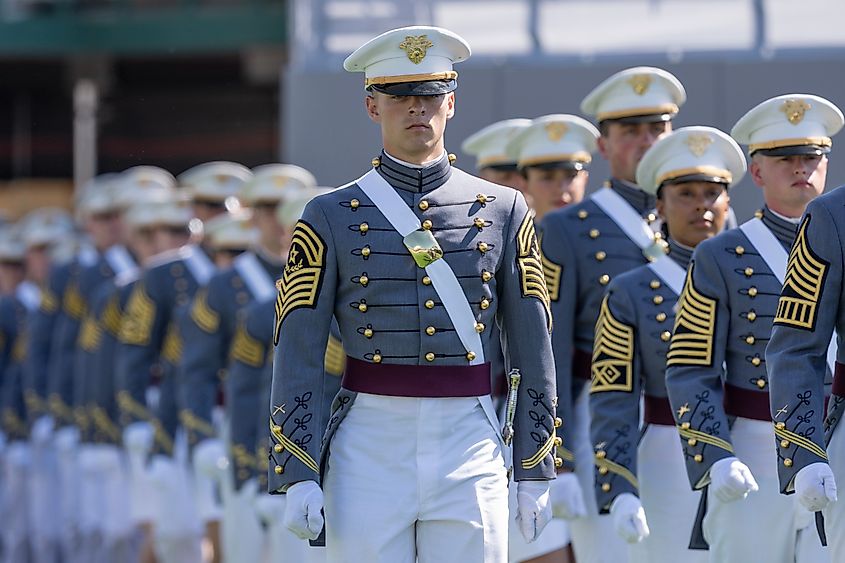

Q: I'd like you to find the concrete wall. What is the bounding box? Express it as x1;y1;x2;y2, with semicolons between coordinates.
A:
282;56;845;221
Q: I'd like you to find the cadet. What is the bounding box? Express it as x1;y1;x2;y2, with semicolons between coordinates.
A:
665;94;843;562
271;26;558;563
538;66;685;563
590;126;740;561
462;118;532;191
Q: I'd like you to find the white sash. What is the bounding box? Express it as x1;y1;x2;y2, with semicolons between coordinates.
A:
184;245;215;286
590;187;656;250
16;281;41;312
233;252;277;303
739;218;837;373
104;245;138;278
355;169;485;365
647;255;686;296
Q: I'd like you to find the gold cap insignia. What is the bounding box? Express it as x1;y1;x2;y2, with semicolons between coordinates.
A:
273;176;287;187
781;99;811;125
399;35;434;65
627;74;652;96
686;133;713;157
545;122;569;142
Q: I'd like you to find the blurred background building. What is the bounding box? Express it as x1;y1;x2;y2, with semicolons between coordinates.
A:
3;0;845;219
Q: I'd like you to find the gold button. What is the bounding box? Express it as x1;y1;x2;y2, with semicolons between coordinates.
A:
373;354;382;363
744;267;754;277
650;280;661;289
372;157;381;167
448;153;457;164
661;331;671;342
653;295;664;305
466;351;476;361
754;209;764;219
481;270;492;282
578;209;588;220
359;222;369;233
647;213;657;223
589;229;600;239
422;276;432;285
358;302;368;312
747;311;757;322
425;352;435;362
776;422;786;429
555;457;564;468
361;246;371;257
784;458;793;468
364;328;374;338
694;454;703;463
554;437;563;447
359;275;369;287
477;241;489;253
688;438;697;446
599;466;609;475
595;251;607;261
274;444;283;453
475;322;485;333
756;378;766;389
781;439;790;448
596;450;607;459
554;417;562;428
601;483;611;492
274;465;283;475
476;193;487;204
272;425;282;433
418;200;429;211
599;274;610;285
350;198;360;209
746;335;756;345
474;217;485;229
480;298;490;310
681;422;691;429
426;326;436;336
735;246;745;256
751;357;761;366
656;312;667;322
425;300;435;309
422;219;433;230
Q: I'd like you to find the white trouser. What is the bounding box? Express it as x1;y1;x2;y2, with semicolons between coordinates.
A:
28;438;61;563
323;393;508;563
3;442;30;563
703;417;820;563
823;419;845;561
635;424;706;563
56;427;80;557
569;384;629;563
78;444;105;562
149;455;203;563
258;494;326;563
507;476;570;563
222;478;264;563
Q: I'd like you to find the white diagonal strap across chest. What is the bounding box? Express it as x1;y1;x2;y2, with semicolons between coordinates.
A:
184;245;216;286
356;168;485;365
740;217;837;373
16;281;41;312
647;255;686;296
590;187;656;250
233;252;277;303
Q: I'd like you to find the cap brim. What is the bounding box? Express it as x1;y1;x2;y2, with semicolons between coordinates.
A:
370;79;457;96
482;162;519;172
522;160;587;172
601;112;675;125
660;174;731;188
752;144;830;157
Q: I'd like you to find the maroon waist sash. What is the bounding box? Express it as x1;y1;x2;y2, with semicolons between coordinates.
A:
834;362;845;397
644;395;675;426
342;356;492;398
573;349;592;381
724;382;770;421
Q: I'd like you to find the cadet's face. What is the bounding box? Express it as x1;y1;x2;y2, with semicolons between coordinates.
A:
657;181;730;248
253;205;286;255
599;121;672;183
524;168;589;221
366;91;455;164
751;154;827;217
87;211;122;250
25;245;51;285
192;201;227;224
0;262;25;294
154;226;190;255
480;168;526;192
129;228;158;264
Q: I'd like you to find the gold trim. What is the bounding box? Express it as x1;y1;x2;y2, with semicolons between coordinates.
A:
558;446;575;463
596;103;679;122
161;323;184;364
667;264;717;366
365;71;458;87
516;212;553;332
269;418;319;474
774;424;828;461
518;152;592;168
522;430;556;470
677;426;734;454
541;245;562;302
594;454;639;489
180;409;216;439
774;215;828;330
275;220;326;345
476;154;514;169
591;295;634;393
749;136;831;153
656;165;732;187
231;321;265;368
324;334;346;376
117;391;152;422
191;289;220;334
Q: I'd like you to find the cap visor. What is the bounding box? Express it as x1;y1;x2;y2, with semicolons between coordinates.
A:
370;79;457;96
523;161;586;172
752;145;830;157
601;112;674;125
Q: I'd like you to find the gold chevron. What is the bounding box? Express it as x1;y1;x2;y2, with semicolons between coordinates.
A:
522;430;556;470
180;409;216;440
594;454;639;489
591;295;634;393
324;334;346;376
275;220;326;345
79;314;102;352
231;321;266;368
539;234;562;302
101;294;122;337
120;284;156;345
191;289;220;334
40;287;58;314
774;215;829;331
667;264;716;366
11;332;27;362
516;212;552;332
63;282;86;319
161;323;183;364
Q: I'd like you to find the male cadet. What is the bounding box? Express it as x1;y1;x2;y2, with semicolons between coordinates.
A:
538;66;685;563
271;26;558;563
116;161;252;563
462;118;532;191
665;94;843;562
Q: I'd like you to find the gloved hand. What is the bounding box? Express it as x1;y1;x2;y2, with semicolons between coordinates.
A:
123;421;154;455
516;480;552;543
254;493;286;526
550;472;587;519
283;480;324;540
709;456;759;502
192;438;227;480
610;493;650;543
794;462;838;512
31;415;54;446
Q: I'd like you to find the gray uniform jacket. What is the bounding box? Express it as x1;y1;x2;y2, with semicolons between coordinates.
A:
268;151;558;492
665;208;813;489
589;240;693;511
767;188;845;491
539;179;656;469
0;294;30;441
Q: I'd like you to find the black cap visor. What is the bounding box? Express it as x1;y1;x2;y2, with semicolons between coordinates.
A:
522;160;587;172
751;144;830;157
369;78;457;96
483;162;519;172
601;112;675;126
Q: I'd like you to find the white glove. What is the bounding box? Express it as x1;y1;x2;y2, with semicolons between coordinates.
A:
610;493;650;543
123;421;154;455
550;472;587;519
794;462;838;512
709;456;759;502
254;494;286;526
31;415;54;446
284;480;324;540
192;438;227;480
516;481;552;543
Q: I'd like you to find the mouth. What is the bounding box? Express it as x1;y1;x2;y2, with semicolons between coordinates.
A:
407;123;431;131
791;181;813;188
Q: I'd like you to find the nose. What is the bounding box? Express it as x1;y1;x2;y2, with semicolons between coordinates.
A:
408;97;425;114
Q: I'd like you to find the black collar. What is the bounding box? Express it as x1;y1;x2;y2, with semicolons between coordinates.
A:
376;150;453;193
760;206;799;248
667;238;693;269
608;178;656;215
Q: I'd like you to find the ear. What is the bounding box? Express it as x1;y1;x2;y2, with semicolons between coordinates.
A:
597;135;609;160
749;158;765;188
365;94;381;124
445;92;456;120
655;196;665;219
